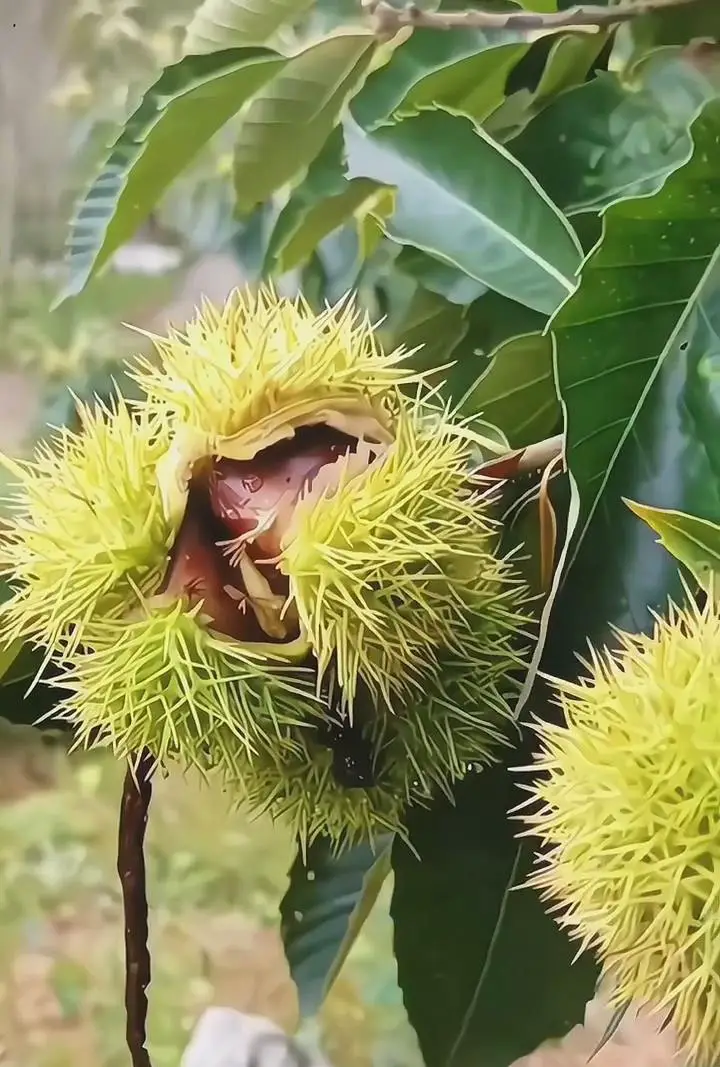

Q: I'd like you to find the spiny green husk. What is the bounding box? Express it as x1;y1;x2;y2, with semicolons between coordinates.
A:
523;593;720;1065
54;599;320;763
0;398;174;655
0;286;533;849
219;639;527;852
280;402;525;709
130;287;419;460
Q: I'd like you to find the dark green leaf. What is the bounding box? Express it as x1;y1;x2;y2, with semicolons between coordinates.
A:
459;332;558;448
0;637;23;684
395;247;488;306
510;51;717;215
263;128;392;275
553;98;720;574
184;0;314;54
233;33;376;214
392;288;471;378
542;102;720;670
59;48;285;301
624;501;720;590
625;0;720;55
344;109;582;315
464;290;546;359
281;836;392;1017
351;24;530;131
392;764;600;1067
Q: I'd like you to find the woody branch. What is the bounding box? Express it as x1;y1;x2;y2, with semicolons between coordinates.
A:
364;0;704;35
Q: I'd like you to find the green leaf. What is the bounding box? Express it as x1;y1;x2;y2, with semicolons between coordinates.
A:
395;247;488;306
392;764;600;1067
263;128;393;275
626;0;720;55
624;501;720;591
280;836;392;1017
464;290;547;359
413;45;531;125
510;51;718;215
532;31;609;107
459;332;558;448
277;182;392;275
0;636;23;684
59;48;285;301
344;108;582;315
351;25;530;131
553;98;720;575
233;33;376;215
185;0;314;54
541;103;720;671
392;287;471;378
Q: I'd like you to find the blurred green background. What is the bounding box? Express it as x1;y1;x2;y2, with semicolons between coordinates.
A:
0;3;419;1064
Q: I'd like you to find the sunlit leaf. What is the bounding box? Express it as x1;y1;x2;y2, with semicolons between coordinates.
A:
185;0;314;54
233;33;376;214
345;108;582;314
624;501;720;591
60;48;285;300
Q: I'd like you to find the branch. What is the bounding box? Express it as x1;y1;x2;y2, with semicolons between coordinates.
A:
365;0;704;35
118;749;154;1067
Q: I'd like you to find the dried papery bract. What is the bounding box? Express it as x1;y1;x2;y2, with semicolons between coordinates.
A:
522;592;720;1065
0;285;532;851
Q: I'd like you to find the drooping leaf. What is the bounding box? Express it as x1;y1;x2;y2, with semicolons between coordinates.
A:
59;48;286;301
351;24;530;131
392;763;600;1067
263;128;392;275
281;836;392;1017
459;332;558;448
553;98;720;575
624;501;720;591
233;33;376;215
185;0;314;54
510;50;718;215
344;108;582;315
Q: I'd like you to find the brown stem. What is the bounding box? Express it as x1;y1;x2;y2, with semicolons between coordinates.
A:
475;433;564;481
365;0;704;36
118;749;154;1067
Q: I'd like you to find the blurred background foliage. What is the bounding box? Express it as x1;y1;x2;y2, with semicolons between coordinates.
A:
0;2;417;1065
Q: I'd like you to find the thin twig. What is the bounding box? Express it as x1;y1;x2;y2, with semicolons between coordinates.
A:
364;0;704;35
118;749;154;1067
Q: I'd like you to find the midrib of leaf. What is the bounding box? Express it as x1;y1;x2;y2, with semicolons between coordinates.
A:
402;178;576;295
445;845;522;1067
185;0;315;52
234;35;375;212
348;114;579;294
563;243;720;568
